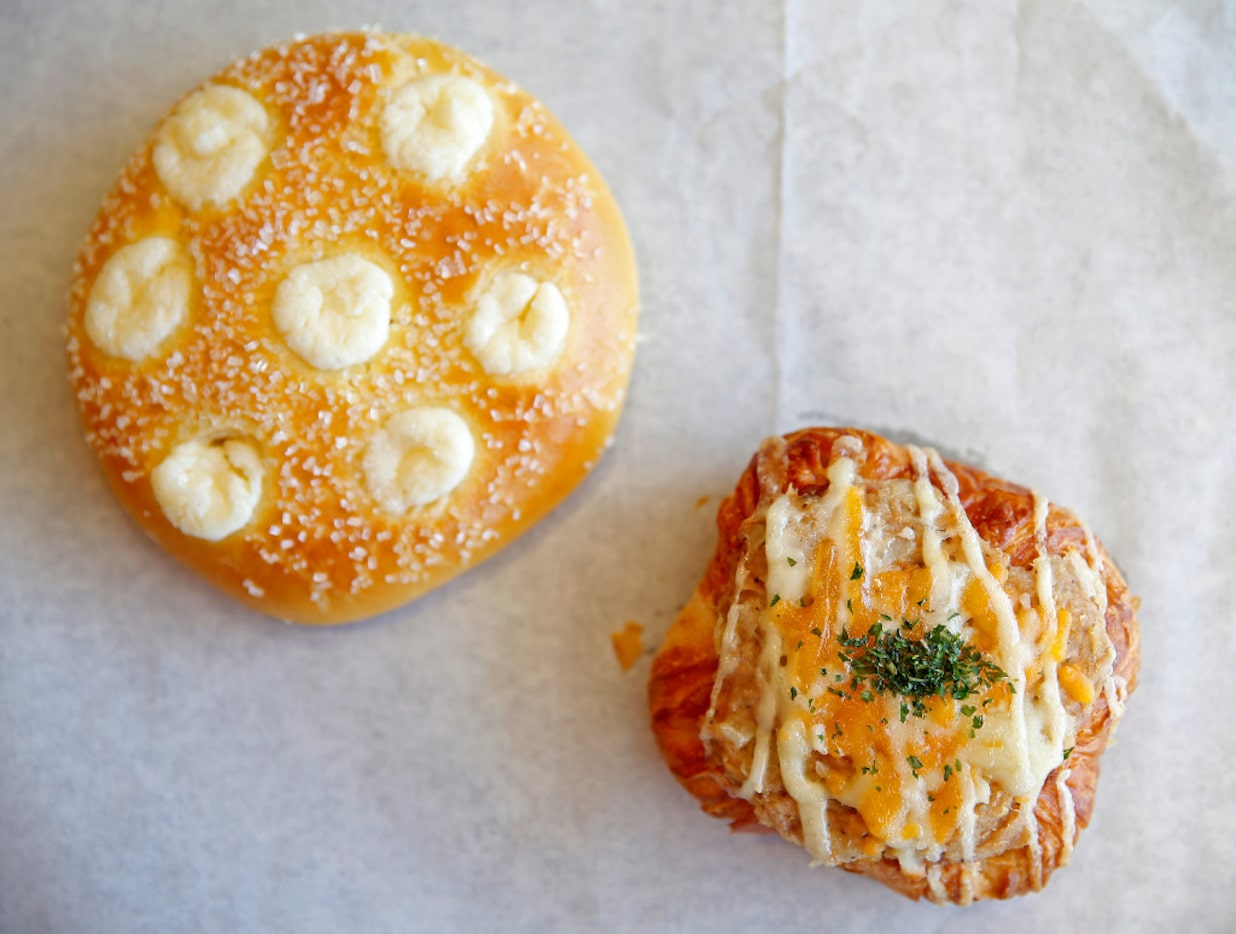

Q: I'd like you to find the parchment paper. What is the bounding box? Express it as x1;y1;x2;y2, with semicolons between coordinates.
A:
2;1;1233;930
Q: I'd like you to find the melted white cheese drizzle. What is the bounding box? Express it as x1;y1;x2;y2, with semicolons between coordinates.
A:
1027;491;1063;890
778;719;833;864
711;568;750;700
959;861;977;906
908;446;950;620
957;763;978;867
1070;519;1125;724
743;457;858;806
1056;767;1077;866
1024;797;1044;890
925;450;1038;797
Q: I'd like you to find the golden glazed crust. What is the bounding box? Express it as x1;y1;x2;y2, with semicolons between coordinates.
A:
67;32;638;624
649;428;1139;903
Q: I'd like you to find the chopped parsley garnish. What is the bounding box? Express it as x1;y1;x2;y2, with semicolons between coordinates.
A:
790;686;798;700
811;627;822;637
861;760;879;775
1063;747;1074;760
850;563;864;580
836;622;1008;721
846;598;853;613
943;763;953;782
860;690;874;702
906;755;923;778
769;594;781;607
787;557;797;567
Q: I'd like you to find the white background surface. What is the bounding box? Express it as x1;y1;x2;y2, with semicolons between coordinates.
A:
2;0;1233;931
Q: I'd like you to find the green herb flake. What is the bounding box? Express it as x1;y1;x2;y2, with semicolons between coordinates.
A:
861;760;879;775
906;755;923;778
831;621;1008;721
787;557;798;567
790;686;798;700
971;714;984;731
1063;747;1074;760
880;613;892;621
943;763;953;782
769;594;781;607
811;627;822;637
850;563;864;581
846;598;853;613
960;705;976;717
860;690;874;702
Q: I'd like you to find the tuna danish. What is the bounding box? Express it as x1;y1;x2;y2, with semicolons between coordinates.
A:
649;428;1138;903
66;32;638;624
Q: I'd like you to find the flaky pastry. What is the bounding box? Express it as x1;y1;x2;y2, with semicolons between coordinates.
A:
67;32;638;624
649;428;1138;903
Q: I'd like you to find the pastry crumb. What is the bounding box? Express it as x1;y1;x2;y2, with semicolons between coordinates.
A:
611;620;644;672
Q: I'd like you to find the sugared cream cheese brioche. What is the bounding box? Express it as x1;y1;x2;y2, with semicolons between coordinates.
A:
67;32;638;624
649;428;1138;904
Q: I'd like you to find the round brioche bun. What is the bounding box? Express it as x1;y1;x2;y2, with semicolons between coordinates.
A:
649;428;1139;903
67;32;638;624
